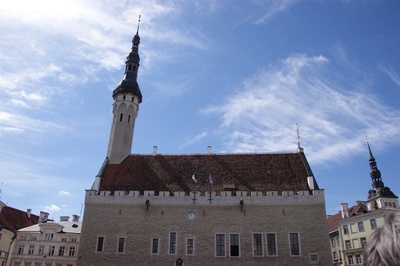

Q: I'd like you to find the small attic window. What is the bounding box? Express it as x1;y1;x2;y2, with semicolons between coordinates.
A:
72;224;78;228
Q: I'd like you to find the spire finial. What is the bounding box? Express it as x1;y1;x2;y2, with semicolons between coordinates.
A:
296;123;303;152
136;14;141;35
366;135;374;160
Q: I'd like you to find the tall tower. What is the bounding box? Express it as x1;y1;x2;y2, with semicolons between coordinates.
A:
366;142;398;210
107;17;143;164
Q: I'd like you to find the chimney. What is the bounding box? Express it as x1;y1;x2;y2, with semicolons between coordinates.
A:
207;146;212;154
27;209;32;218
341;203;349;218
153;146;158;155
72;214;80;222
39;211;50;223
307;176;315;190
60;216;70;222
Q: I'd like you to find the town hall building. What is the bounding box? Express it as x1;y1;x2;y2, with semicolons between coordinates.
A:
77;21;331;266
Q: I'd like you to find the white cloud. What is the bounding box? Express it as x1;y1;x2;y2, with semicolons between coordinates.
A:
253;0;298;24
180;131;209;149
380;66;400;87
44;204;60;213
204;53;400;165
59;191;70;196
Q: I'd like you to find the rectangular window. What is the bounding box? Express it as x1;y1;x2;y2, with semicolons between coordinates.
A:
61;238;67;242
266;233;277;256
337;236;340;246
215;234;225;257
229;234;240;257
360;237;367;248
151;238;159;255
345;240;352;249
17;245;24;255
48;246;55;256
38;245;44;255
118;237;125;253
68;246;76;256
343;224;349;234
370;218;377;230
289;233;300;256
331;238;336;247
58;246;65;256
348;255;354;265
252;233;263;257
97;237;104;252
186;239;194;255
169;233;177;255
333;251;337;260
28;245;34;255
45;233;54;241
358;221;365;232
356;254;362;263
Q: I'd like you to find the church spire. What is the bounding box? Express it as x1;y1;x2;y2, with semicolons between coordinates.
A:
367;141;383;189
106;16;143;164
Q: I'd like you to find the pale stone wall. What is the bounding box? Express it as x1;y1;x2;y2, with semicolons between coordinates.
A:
78;194;331;266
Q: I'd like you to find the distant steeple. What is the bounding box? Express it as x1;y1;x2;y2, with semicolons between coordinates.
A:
367;141;383;189
106;16;143;164
365;140;398;209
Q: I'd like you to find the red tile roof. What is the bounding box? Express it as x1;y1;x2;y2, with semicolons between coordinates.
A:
100;152;318;195
327;204;368;233
0;205;39;233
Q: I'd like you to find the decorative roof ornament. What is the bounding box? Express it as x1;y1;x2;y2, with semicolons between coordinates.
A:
296;123;304;153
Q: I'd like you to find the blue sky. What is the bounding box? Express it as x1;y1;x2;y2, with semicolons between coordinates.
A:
0;0;399;220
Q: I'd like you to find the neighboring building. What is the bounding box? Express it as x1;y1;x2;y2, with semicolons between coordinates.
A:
327;143;399;266
0;202;39;266
78;21;331;266
7;213;81;266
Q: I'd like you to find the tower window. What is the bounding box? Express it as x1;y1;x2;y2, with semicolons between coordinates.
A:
133;65;137;72
128;115;131;123
128;64;132;71
119;113;123;122
123;95;126;100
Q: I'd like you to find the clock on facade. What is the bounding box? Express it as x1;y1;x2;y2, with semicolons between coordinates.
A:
187;211;196;220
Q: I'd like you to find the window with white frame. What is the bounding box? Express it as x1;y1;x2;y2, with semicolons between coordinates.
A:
370;218;377;230
229;234;240;257
169;233;177;255
186;238;194;255
360;237;367;248
151;238;159;255
215;234;225;257
38;245;44;255
345;240;351;249
69;246;76;256
289;233;300;256
266;233;278;256
348;255;354;265
118;237;125;253
356;254;362;264
44;233;54;241
343;224;349;234
28;245;34;255
48;246;55;256
252;233;263;257
17;245;24;255
357;221;365;232
58;246;65;256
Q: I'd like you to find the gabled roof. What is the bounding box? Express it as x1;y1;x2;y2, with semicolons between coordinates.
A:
327;204;368;233
0;205;39;233
100;152;318;195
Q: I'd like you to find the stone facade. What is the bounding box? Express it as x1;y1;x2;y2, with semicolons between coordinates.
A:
78;190;331;266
